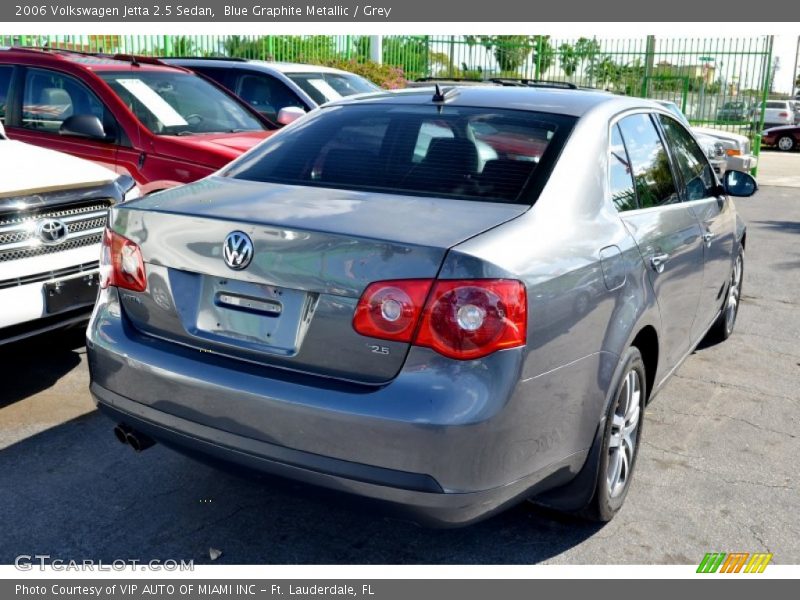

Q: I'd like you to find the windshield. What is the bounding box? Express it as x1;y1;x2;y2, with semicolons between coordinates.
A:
286;72;379;105
223;104;575;204
99;71;267;135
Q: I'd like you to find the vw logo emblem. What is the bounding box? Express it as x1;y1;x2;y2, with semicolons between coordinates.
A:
223;231;254;270
36;218;69;245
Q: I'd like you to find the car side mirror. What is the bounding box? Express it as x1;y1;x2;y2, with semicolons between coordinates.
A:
276;106;306;127
722;170;758;197
59;114;110;141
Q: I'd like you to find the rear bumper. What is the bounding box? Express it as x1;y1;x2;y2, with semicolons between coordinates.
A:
87;287;607;525
92;382;580;526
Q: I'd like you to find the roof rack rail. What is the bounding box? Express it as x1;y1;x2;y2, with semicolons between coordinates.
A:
112;53;162;65
489;78;578;89
414;77;583;90
5;46;168;67
6;45;84;57
164;56;248;62
416;77;488;83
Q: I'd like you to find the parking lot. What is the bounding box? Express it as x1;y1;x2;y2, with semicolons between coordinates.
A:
1;160;799;565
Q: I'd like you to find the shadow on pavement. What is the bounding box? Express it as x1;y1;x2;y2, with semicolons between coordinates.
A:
0;410;603;565
753;219;800;234
0;327;85;409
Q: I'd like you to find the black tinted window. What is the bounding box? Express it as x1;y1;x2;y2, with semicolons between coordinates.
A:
224;104;575;204
235;72;305;119
618;113;679;208
0;66;12;125
659;115;716;201
22;68;106;133
609;124;637;212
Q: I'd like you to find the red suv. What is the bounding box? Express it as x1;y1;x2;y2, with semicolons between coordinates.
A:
0;48;276;194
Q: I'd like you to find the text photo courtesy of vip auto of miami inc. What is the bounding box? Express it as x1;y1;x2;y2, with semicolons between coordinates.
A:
0;2;799;591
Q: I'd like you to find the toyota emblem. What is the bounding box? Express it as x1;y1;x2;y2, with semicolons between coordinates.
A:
36;218;69;245
223;231;254;270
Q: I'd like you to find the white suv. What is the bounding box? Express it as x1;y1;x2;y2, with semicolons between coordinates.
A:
0;121;137;344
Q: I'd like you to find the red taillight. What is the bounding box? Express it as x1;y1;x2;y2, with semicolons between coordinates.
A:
99;228;147;292
352;279;432;342
779;112;789;117
416;280;527;359
353;278;527;360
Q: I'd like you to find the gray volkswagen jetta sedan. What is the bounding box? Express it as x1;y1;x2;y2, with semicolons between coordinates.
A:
87;86;755;526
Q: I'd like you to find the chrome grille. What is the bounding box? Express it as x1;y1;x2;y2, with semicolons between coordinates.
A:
0;201;110;262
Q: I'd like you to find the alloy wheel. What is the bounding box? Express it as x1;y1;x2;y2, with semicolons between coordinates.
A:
606;368;642;499
725;254;743;335
777;135;795;151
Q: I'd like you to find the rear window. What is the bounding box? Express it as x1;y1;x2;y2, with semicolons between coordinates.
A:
766;101;787;109
223;104;575;203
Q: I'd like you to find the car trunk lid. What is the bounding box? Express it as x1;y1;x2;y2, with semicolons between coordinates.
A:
113;177;526;383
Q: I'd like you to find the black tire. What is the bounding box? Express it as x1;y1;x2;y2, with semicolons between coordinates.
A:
581;346;646;522
704;244;744;345
776;135;796;152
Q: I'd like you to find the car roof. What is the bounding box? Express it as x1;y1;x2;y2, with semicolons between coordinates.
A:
164;57;357;76
0;47;186;73
323;85;660;118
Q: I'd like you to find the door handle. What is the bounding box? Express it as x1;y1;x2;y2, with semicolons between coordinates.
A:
649;253;670;273
702;231;715;246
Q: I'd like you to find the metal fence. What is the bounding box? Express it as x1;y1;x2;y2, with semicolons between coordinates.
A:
1;34;776;160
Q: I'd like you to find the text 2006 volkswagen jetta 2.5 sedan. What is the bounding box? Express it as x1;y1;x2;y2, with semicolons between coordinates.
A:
87;86;756;525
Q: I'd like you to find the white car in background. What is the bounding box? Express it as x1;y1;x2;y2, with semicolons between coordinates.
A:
761;100;796;129
0;121;137;344
657;100;757;174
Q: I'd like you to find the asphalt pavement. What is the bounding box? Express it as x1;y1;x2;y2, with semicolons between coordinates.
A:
0;184;798;565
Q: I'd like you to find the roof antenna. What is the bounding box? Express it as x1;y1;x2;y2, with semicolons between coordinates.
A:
130;54;139;67
432;83;446;102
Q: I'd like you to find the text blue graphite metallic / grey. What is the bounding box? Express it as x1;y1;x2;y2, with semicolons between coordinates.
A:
86;86;755;526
